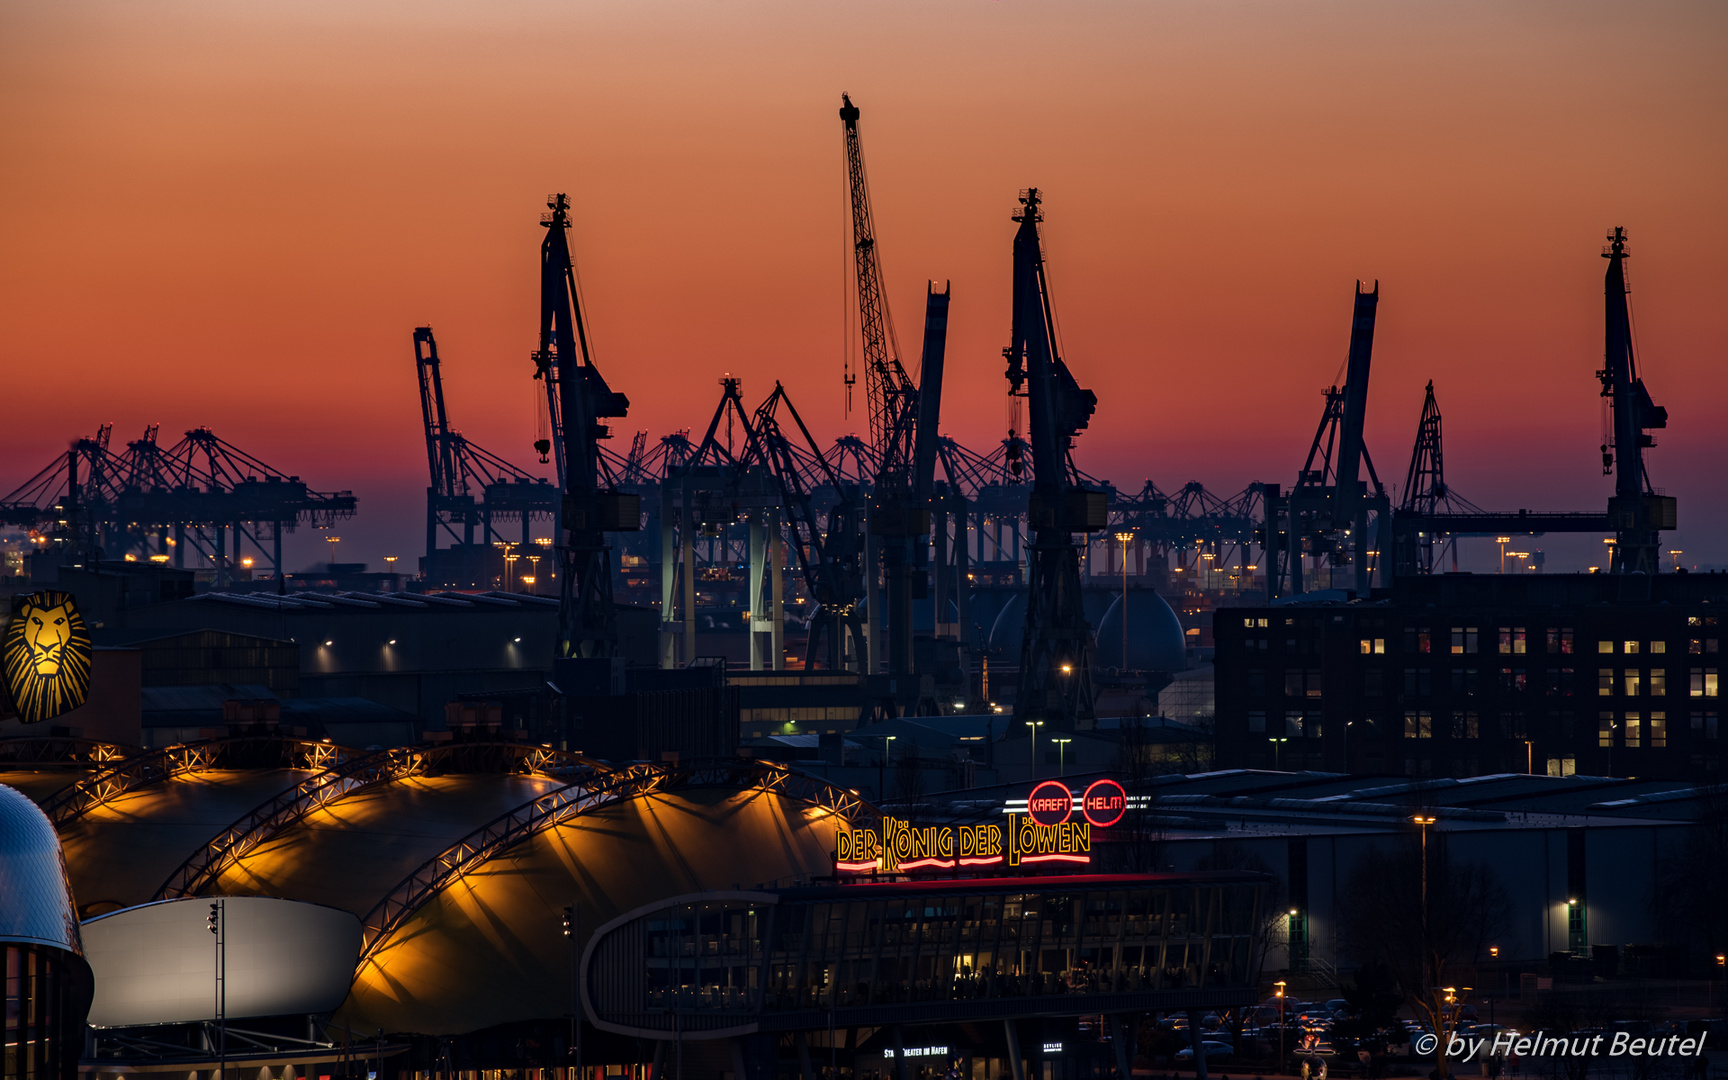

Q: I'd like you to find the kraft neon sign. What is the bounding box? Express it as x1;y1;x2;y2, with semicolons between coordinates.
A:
834;779;1129;874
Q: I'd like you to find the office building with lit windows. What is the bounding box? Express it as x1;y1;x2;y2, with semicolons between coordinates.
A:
1213;573;1724;779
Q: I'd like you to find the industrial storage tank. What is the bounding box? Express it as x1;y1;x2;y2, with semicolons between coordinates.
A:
1094;589;1187;674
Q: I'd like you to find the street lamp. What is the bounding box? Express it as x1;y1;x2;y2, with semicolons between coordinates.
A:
1267;735;1288;771
877;735;896;802
325;534;341;566
1053;737;1072;777
1415;816;1436;998
1114;531;1134;670
1495;536;1512;574
1025;720;1045;780
1274;979;1287;1066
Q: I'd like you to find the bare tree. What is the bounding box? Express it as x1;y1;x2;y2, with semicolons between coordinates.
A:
1654;780;1728;970
1195;843;1287;981
1336;836;1512;1080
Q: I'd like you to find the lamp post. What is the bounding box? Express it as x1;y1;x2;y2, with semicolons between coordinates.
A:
1053;737;1071;777
562;904;580;1078
207;900;225;1080
1114;531;1134;670
1275;979;1287;1068
1495;536;1511;574
877;735;895;802
1415;816;1437;997
1025;720;1044;781
1268;735;1287;771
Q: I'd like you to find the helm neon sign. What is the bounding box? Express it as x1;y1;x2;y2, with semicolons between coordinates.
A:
1081;778;1127;827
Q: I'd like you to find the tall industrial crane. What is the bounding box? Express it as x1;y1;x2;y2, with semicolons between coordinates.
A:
1392;382;1485;574
1006;188;1103;733
415;327;557;576
534;193;636;659
839;93;942;684
1599;227;1674;574
1266;283;1390;598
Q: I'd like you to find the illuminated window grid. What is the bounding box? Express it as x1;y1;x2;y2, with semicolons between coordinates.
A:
592;882;1263;1029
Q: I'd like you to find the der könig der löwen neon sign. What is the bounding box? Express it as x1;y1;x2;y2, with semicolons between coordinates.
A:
835;778;1127;873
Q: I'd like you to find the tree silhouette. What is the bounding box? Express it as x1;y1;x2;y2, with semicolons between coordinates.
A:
1336;835;1511;1079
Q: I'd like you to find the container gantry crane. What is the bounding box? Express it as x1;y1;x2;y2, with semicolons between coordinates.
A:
414;326;557;581
534;193;637;660
1006;188;1103;734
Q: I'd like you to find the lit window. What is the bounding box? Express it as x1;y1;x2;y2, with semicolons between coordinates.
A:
1625;641;1640;655
1599;640;1615;655
1598;672;1614;697
1404;711;1432;739
1624;672;1641;697
1649;712;1666;748
1650;670;1666;697
1599;713;1615;748
1651;641;1666;654
1694;670;1721;698
1625;712;1641;748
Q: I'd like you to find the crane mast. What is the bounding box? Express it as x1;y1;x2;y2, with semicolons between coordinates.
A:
839;94;918;492
535;193;636;659
415;328;474;560
1598;227;1674;574
840;93;931;688
1006;188;1101;733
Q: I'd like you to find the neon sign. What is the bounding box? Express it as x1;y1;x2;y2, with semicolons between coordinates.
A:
834;780;1128;874
1081;778;1127;827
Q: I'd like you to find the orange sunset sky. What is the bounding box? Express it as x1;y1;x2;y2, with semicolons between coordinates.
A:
3;0;1725;572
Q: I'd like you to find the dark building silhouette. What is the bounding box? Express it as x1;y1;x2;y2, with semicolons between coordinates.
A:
1214;574;1724;779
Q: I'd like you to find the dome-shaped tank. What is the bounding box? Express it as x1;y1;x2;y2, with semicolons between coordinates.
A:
988;593;1026;656
1094;589;1187;673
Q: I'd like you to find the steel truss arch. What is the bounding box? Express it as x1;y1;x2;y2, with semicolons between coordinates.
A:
0;736;136;767
356;758;874;970
154;741;605;902
39;736;351;829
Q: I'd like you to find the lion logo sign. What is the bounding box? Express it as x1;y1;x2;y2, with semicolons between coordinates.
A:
1;591;94;725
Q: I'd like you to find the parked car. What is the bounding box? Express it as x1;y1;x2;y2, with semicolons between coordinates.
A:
1175;1041;1235;1062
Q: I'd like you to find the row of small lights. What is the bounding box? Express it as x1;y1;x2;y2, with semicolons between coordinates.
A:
319;636;524;648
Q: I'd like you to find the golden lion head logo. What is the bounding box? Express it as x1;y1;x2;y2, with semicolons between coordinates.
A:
2;591;93;725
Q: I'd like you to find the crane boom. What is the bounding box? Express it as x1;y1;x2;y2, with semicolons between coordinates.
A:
840;94;918;493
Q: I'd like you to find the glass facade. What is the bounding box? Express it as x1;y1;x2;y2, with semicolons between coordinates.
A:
585;875;1266;1038
3;943;91;1080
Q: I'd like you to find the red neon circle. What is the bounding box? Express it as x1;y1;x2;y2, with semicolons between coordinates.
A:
1081;778;1128;828
1026;780;1073;826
